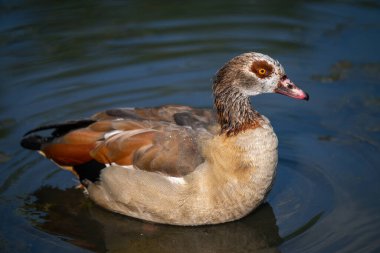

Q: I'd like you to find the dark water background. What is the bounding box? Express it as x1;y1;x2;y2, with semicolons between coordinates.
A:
1;0;380;252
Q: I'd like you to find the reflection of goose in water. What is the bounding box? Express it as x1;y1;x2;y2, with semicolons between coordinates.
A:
21;52;308;225
23;186;282;253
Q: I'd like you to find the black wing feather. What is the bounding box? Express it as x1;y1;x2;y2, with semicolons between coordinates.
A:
21;119;96;150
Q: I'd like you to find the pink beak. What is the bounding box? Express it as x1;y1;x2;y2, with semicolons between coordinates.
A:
274;76;309;101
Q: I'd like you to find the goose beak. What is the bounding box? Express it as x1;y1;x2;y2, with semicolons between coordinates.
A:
275;76;309;101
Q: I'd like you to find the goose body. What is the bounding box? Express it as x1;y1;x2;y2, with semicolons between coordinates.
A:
21;52;308;225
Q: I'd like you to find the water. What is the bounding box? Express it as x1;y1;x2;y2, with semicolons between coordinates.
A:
1;0;380;252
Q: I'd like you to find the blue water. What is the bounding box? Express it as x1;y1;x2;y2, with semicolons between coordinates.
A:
1;1;380;252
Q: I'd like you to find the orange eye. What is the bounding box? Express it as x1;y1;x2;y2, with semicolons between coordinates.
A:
258;68;266;75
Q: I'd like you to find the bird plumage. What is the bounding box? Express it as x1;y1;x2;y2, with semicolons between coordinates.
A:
21;52;308;225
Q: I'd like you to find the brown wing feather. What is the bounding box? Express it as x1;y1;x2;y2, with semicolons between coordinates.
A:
43;143;95;165
41;128;104;165
90;126;206;177
35;105;216;177
90;130;156;165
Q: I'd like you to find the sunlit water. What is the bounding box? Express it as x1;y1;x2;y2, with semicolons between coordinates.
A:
1;1;380;252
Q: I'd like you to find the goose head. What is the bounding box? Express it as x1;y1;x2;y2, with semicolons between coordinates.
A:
213;52;309;100
213;52;309;135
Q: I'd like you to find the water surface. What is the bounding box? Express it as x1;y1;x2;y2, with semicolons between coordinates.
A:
1;1;380;252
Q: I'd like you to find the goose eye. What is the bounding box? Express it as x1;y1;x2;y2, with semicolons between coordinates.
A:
258;68;266;75
251;60;273;78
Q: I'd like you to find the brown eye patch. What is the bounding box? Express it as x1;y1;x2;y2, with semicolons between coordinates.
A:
251;60;273;78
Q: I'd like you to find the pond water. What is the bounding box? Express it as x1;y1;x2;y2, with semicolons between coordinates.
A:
1;0;380;252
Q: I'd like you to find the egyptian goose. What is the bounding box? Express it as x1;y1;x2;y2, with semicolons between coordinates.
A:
21;52;309;226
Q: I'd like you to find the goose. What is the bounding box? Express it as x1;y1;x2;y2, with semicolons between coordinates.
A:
21;52;309;226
